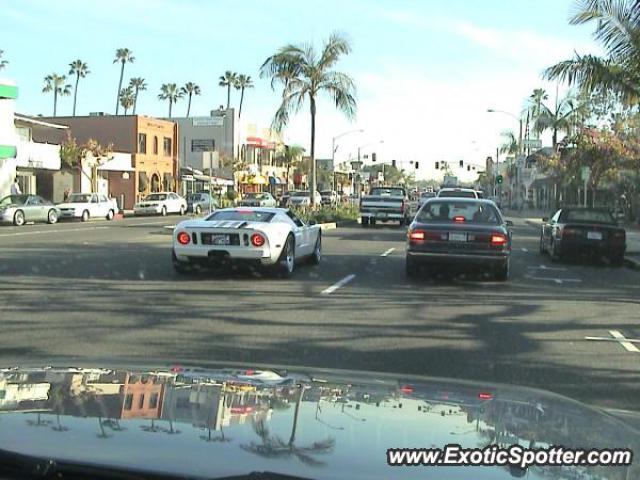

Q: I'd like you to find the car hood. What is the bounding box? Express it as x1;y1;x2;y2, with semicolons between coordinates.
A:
1;362;637;480
56;203;86;209
0;203;21;210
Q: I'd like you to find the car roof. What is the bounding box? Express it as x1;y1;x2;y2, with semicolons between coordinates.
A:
425;197;497;205
439;187;476;192
217;207;286;214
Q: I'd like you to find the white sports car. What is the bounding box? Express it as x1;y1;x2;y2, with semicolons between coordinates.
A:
171;207;322;277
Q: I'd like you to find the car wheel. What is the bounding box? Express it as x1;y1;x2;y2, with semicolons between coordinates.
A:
610;254;624;267
494;259;509;281
539;234;546;254
406;256;419;278
361;217;369;228
172;249;193;274
81;210;90;222
13;210;25;226
550;240;561;262
195;205;202;215
370;219;377;227
106;209;114;221
276;234;295;278
310;233;322;265
47;209;58;224
179;205;186;216
161;206;167;217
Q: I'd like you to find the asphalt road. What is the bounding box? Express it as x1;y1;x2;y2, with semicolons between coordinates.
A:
1;214;639;411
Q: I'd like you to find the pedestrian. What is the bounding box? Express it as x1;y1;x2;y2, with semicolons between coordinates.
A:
10;177;21;195
63;188;71;202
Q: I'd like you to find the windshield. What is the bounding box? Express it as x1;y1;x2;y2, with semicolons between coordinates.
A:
563;209;615;224
416;201;501;224
0;195;28;206
370;188;405;197
206;210;275;222
291;192;310;197
144;194;167;201
67;194;91;203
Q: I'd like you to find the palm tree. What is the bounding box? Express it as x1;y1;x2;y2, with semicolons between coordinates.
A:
219;71;238;109
499;130;519;155
113;48;135;114
281;144;306;188
180;82;201;117
68;60;89;116
260;32;357;205
119;86;135;115
42;73;72;117
129;77;147;115
158;83;184;118
0;50;8;70
543;0;640;105
528;88;549;131
535;93;588;149
235;74;254;118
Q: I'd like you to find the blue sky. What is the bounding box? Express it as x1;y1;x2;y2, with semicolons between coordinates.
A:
2;0;601;178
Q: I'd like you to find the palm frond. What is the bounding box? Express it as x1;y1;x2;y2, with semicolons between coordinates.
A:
319;71;357;118
318;32;352;71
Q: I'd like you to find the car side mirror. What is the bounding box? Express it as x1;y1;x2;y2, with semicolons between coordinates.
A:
309;220;317;226
542;216;549;222
505;220;514;227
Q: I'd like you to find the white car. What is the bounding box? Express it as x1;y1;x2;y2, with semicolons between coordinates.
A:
436;188;479;199
171;207;322;277
287;191;322;207
57;193;119;222
134;192;187;216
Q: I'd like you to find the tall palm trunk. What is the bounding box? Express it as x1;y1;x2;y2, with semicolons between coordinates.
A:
187;93;192;117
73;74;80;116
116;61;125;114
309;96;317;205
239;87;245;118
53;90;58;117
168;99;173;118
226;85;231;109
133;87;139;115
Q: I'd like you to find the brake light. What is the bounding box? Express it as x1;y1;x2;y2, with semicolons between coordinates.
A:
177;231;191;245
409;230;425;242
453;215;465;223
400;385;414;394
490;233;507;246
478;392;493;400
251;233;265;247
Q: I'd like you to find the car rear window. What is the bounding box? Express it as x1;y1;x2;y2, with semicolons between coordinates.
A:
438;190;477;198
416;201;500;224
67;194;91;203
370;188;405;197
564;210;615;224
206;210;275;222
145;194;167;201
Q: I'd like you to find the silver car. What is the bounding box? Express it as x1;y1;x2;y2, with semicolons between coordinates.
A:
186;192;219;215
0;194;61;226
238;192;277;207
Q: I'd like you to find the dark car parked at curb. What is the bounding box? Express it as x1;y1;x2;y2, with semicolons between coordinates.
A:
406;198;513;281
186;192;218;215
539;208;626;266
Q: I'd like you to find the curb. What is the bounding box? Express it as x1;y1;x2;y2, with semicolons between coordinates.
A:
624;256;640;270
163;225;176;230
319;222;337;231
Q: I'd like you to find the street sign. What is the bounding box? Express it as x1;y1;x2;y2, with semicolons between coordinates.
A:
523;139;542;149
580;166;591;181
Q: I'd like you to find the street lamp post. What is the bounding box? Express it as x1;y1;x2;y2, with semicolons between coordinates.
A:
487;109;523;155
357;140;384;191
332;129;363;194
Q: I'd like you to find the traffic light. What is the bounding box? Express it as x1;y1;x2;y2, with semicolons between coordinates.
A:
392;159;396;168
467;165;471;171
435;161;439;170
459;160;464;167
415;162;419;169
372;152;377;162
496;175;504;185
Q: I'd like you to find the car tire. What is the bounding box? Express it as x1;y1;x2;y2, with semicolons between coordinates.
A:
195;205;202;215
13;210;25;226
370;219;377;227
539;234;546;254
550;240;561;262
406;256;419;278
106;209;115;221
179;205;186;216
47;209;58;224
81;210;90;222
276;234;295;278
610;254;624;267
494;259;509;281
361;218;369;228
310;232;322;265
172;249;192;274
161;206;167;217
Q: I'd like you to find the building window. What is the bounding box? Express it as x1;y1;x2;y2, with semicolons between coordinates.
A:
124;394;133;410
138;394;145;409
149;393;159;409
138;133;147;154
153;136;158;154
191;139;215;152
163;137;172;156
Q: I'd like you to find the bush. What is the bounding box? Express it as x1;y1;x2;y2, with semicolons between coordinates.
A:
290;204;359;224
225;190;237;201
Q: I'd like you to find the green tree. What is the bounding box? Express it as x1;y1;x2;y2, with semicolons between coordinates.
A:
219;71;238;110
42;73;72;117
279;144;306;187
499;130;519;155
158;83;184;118
235;74;254;118
129;77;147;115
260;32;357;205
534;93;589;149
113;48;135;115
119;87;135;115
0;50;7;70
543;0;640;105
68;59;89;116
180;82;201;117
528;88;549;125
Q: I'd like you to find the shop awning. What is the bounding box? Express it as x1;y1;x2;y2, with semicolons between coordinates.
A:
138;172;149;192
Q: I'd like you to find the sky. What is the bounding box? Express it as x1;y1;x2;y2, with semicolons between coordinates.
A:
2;0;602;180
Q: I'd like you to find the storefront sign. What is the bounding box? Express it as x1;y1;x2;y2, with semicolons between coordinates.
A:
193;117;224;127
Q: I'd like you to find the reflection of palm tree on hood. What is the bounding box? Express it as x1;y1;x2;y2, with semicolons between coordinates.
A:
241;386;335;466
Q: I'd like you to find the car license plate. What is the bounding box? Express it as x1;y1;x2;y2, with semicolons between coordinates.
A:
449;233;467;242
212;234;231;245
587;231;602;240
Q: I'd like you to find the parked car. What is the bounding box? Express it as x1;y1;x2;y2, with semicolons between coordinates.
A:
133;192;187;216
287;191;322;207
418;191;436;206
539;207;626;265
57;193;118;222
320;190;339;205
186;192;218;215
0;194;61;226
171;207;322;277
437;187;480;199
360;186;410;227
238;192;277;208
406;198;513;280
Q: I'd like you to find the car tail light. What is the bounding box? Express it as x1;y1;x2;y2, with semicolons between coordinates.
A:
478;392;493;400
490;233;507;246
251;233;265;247
453;215;465;223
177;231;190;245
400;385;414;394
409;229;426;242
562;227;578;237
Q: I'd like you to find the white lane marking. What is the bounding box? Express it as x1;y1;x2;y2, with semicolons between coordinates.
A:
586;331;640;353
321;274;356;295
526;265;567;271
380;248;395;257
127;220;176;227
520;248;528;252
0;226;109;238
554;279;562;284
525;276;582;283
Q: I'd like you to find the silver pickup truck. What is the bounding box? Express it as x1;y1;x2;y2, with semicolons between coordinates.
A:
359;186;410;227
